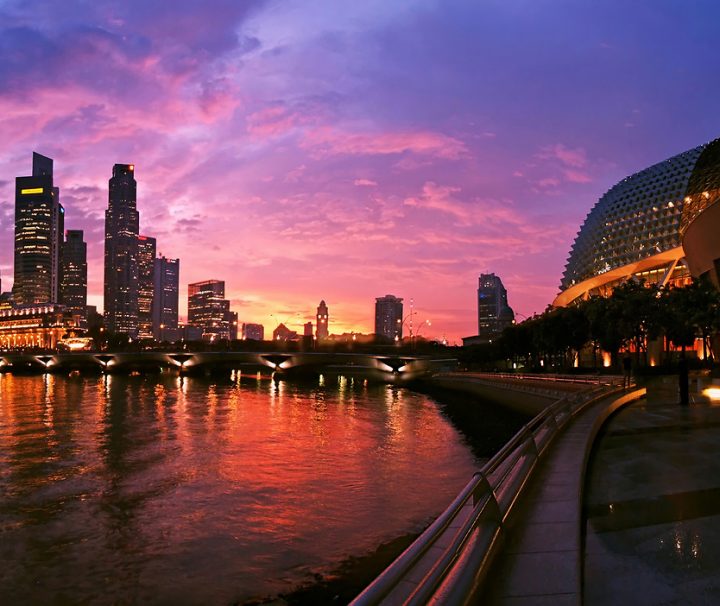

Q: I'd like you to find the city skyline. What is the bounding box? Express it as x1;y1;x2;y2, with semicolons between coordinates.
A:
2;1;720;342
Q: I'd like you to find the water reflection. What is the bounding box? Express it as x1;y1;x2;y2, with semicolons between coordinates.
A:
0;374;479;604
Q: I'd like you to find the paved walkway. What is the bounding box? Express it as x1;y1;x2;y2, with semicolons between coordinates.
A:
481;388;644;605
584;383;720;605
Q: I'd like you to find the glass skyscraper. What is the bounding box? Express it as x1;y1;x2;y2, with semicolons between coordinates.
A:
13;152;64;305
104;164;139;337
477;273;514;341
153;255;179;341
60;229;87;324
137;235;156;339
188;279;233;341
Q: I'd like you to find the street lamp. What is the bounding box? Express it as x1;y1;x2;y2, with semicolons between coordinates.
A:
397;311;431;346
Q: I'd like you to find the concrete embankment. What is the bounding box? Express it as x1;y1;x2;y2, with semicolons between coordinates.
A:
427;372;588;416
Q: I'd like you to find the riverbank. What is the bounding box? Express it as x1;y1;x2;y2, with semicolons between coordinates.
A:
242;531;421;606
250;382;533;605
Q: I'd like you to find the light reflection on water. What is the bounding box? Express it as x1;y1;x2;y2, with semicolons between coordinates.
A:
0;373;479;604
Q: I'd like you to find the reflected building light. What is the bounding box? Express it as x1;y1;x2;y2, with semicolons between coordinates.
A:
703;387;720;400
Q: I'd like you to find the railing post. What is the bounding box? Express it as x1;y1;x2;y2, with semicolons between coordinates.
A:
472;472;500;521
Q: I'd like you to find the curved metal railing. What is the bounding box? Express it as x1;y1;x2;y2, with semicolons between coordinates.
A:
350;377;624;606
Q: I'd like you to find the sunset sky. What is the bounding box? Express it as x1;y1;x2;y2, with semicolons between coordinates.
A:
1;0;720;343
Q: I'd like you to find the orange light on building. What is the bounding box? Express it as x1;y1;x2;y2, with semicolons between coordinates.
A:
703;387;720;401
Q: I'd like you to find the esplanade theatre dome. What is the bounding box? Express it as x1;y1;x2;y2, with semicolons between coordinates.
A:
553;137;720;307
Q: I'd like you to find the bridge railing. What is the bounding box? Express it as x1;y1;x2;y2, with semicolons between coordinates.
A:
350;378;624;606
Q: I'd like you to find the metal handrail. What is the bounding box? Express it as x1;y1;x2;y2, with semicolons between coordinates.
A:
350;378;624;606
435;373;619;400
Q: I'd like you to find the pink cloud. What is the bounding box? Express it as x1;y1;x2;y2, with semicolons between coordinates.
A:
302;127;467;159
353;178;377;187
563;169;592;183
404;182;466;221
247;105;303;137
537;177;561;188
537;143;587;168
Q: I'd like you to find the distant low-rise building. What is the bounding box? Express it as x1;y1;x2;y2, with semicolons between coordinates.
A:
242;323;264;341
273;323;298;342
0;304;78;350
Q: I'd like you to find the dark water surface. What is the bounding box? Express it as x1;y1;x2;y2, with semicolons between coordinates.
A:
0;373;479;604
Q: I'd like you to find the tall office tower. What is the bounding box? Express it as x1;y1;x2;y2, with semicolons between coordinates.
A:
477;273;514;341
136;235;156;339
60;230;87;324
153;255;180;341
104;163;139;337
188;279;233;341
375;294;404;341
13;152;64;305
316;300;329;340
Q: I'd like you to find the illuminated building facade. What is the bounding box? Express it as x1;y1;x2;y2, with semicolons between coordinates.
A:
273;323;298;341
680;139;720;287
60;230;87;325
104;164;139;337
243;323;264;341
153;255;179;341
13;152;64;305
316;300;329;340
188;279;233;341
477;273;514;341
0;304;75;350
227;311;239;340
554;138;720;307
375;294;403;341
137;235;156;339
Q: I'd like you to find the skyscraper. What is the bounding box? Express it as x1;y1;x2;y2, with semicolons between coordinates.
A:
104;164;139;337
137;235;156;339
188;279;233;341
375;294;403;341
477;273;514;341
60;230;87;324
13;152;64;305
316;300;329;340
153;255;179;341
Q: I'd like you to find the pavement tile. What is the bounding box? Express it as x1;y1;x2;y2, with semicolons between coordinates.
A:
496;593;578;606
505;521;577;553
493;551;578;596
526;498;579;524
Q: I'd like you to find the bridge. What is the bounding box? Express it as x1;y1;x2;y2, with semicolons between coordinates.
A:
0;351;456;383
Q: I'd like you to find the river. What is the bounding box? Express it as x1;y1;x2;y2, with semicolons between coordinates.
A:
0;373;481;604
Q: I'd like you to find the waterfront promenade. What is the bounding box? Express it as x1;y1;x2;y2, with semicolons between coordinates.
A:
480;387;644;604
482;379;720;605
584;381;720;605
355;374;720;605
